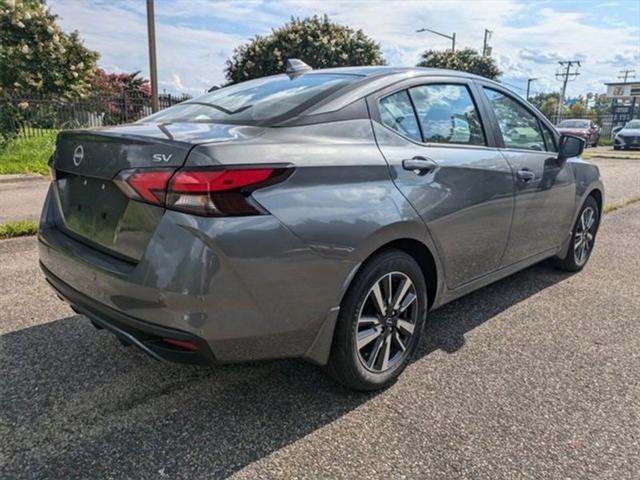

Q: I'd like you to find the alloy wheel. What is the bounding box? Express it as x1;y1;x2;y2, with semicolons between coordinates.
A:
574;206;596;266
355;272;419;373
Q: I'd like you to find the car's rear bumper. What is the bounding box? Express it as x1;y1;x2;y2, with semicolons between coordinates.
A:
41;261;216;365
38;185;352;365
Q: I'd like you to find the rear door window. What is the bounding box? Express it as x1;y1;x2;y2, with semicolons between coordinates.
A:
379;90;422;142
409;84;486;146
484;88;546;151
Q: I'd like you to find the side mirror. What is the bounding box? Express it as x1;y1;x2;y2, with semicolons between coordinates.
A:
558;134;585;159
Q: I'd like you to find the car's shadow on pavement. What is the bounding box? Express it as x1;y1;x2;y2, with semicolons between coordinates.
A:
1;262;571;479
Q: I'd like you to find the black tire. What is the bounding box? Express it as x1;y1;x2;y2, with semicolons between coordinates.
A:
552;196;600;272
325;249;427;391
613;146;621;150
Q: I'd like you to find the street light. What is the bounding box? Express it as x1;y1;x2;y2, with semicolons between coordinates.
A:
416;27;456;52
526;77;538;100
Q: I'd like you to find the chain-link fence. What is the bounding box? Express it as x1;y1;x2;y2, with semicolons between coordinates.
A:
1;92;191;140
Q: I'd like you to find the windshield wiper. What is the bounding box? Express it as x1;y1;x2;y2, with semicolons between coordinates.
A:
186;102;252;116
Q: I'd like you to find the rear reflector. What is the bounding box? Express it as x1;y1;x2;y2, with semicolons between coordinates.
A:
162;338;199;351
114;166;290;216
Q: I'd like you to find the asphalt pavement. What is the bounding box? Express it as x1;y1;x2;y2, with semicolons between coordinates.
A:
1;201;639;478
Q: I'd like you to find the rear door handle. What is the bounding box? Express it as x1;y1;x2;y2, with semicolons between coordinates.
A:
517;169;535;182
402;157;438;175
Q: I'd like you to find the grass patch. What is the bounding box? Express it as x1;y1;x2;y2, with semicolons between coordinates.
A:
0;131;57;175
0;220;38;239
604;196;640;214
597;137;614;146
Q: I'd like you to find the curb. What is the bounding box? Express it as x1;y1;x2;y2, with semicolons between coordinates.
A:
0;174;48;185
588;154;640;161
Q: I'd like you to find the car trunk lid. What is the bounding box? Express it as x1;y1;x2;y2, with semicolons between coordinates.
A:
52;122;263;261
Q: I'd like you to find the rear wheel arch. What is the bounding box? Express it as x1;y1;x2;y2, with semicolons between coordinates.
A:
356;238;439;311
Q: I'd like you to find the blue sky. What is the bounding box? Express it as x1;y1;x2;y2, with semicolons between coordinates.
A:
48;0;640;97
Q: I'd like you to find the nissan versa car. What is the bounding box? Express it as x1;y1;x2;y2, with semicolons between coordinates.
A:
39;65;604;391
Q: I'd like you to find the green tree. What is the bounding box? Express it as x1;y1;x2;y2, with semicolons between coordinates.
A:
0;0;99;97
225;15;385;83
528;92;560;120
416;48;501;80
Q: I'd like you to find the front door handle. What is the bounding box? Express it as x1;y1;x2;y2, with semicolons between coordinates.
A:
517;168;535;182
402;157;438;175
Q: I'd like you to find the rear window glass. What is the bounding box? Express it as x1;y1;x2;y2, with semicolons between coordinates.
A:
379;90;421;142
142;73;360;125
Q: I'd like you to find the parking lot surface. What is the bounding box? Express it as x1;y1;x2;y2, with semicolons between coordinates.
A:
1;198;639;478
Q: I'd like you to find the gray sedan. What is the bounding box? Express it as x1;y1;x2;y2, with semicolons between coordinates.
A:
39;65;603;391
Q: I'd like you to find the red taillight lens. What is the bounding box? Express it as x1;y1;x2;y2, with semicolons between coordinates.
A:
114;167;289;216
114;169;174;205
169;169;274;193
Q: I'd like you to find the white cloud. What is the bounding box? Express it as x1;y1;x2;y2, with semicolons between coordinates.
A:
47;0;639;98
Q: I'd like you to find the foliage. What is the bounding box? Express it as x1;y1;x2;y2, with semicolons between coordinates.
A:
528;92;560;120
417;48;501;80
0;130;57;175
0;0;99;98
90;69;151;124
225;15;385;83
0;219;38;239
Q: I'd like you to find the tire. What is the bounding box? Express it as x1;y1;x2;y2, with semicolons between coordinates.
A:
552;196;600;272
325;249;427;391
613;146;621;150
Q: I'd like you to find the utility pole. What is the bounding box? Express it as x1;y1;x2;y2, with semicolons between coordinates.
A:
555;60;581;124
416;27;456;52
146;0;159;112
482;29;493;56
526;77;537;100
618;69;636;83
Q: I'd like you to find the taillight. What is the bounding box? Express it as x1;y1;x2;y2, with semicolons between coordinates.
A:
114;169;174;205
114;167;290;216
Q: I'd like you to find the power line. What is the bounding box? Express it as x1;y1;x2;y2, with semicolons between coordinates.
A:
618;69;636;83
555;60;581;123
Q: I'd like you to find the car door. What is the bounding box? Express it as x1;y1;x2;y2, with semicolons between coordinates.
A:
478;85;576;266
368;78;515;289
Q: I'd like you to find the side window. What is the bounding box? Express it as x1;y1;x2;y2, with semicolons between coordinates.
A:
540;123;557;152
379;90;421;142
484;88;546;151
409;84;485;146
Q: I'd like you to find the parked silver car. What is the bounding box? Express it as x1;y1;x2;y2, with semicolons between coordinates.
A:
614;119;640;149
39;66;603;391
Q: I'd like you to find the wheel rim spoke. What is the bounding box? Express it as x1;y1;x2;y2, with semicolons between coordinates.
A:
394;332;407;352
392;277;412;311
381;335;392;371
399;292;417;313
357;327;382;350
397;319;415;335
371;282;387;316
367;336;385;369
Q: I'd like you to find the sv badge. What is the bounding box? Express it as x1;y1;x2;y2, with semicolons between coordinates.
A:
152;153;173;163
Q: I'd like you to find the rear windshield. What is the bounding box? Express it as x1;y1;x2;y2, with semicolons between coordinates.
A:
141;73;361;125
558;120;590;128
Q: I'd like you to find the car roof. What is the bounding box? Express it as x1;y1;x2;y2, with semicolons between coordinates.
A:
306;65;487;81
302;66;497;116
